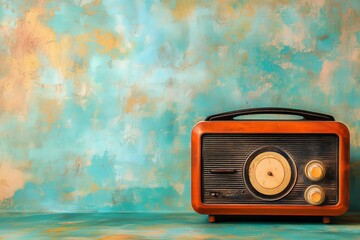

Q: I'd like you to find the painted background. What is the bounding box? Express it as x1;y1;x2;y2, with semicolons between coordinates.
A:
0;0;359;212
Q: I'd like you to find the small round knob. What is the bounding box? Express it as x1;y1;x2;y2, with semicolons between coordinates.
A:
305;160;325;181
304;185;325;205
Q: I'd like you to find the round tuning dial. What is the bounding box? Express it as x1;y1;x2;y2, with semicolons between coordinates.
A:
248;151;292;196
305;160;325;181
304;185;325;205
244;147;297;201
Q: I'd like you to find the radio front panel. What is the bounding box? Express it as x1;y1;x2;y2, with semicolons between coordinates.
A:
201;134;338;205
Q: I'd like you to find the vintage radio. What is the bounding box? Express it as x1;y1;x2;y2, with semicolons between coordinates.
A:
191;108;350;223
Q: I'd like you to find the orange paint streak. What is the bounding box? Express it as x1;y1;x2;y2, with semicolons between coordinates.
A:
0;162;26;201
1;8;40;116
0;4;69;119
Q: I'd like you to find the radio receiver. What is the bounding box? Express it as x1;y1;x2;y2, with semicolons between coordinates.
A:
191;108;350;223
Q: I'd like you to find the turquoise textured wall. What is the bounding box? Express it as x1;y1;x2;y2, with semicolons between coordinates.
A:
0;0;359;212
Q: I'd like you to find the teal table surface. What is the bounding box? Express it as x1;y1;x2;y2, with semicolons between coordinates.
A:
0;212;359;239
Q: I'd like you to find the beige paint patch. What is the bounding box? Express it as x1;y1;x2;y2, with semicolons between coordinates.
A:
349;126;360;148
0;198;14;208
43;35;74;80
248;82;272;99
146;131;156;155
217;45;228;58
280;62;295;70
64;190;90;201
81;0;101;9
141;167;159;187
75;30;124;58
171;183;185;195
224;21;251;42
123;170;135;181
271;23;310;52
124;87;149;114
173;137;181;154
0;162;26;201
318;60;339;94
355;109;360;119
216;0;238;22
298;0;325;18
63;178;102;202
351;48;360;63
124;94;148;113
176;0;197;20
168;0;197;21
339;8;360;70
40;99;63;128
95;30;122;55
216;1;255;23
123;124;141;144
90;183;100;192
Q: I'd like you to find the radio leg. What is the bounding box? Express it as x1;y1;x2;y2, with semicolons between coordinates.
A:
208;215;216;223
322;216;331;224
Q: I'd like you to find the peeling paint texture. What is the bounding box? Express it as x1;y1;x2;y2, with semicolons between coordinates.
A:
0;0;359;212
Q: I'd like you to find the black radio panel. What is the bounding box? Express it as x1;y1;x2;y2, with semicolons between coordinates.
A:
201;134;338;205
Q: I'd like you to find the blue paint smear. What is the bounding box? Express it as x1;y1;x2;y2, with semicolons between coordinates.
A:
46;1;116;36
46;2;85;35
286;51;323;73
280;7;302;25
316;33;341;53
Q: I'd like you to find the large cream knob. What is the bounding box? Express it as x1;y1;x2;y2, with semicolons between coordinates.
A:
305;160;325;181
304;185;325;205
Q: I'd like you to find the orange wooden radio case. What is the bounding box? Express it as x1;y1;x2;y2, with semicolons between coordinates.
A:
191;108;350;223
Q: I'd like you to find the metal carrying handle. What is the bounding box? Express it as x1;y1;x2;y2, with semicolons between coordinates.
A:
205;107;335;121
